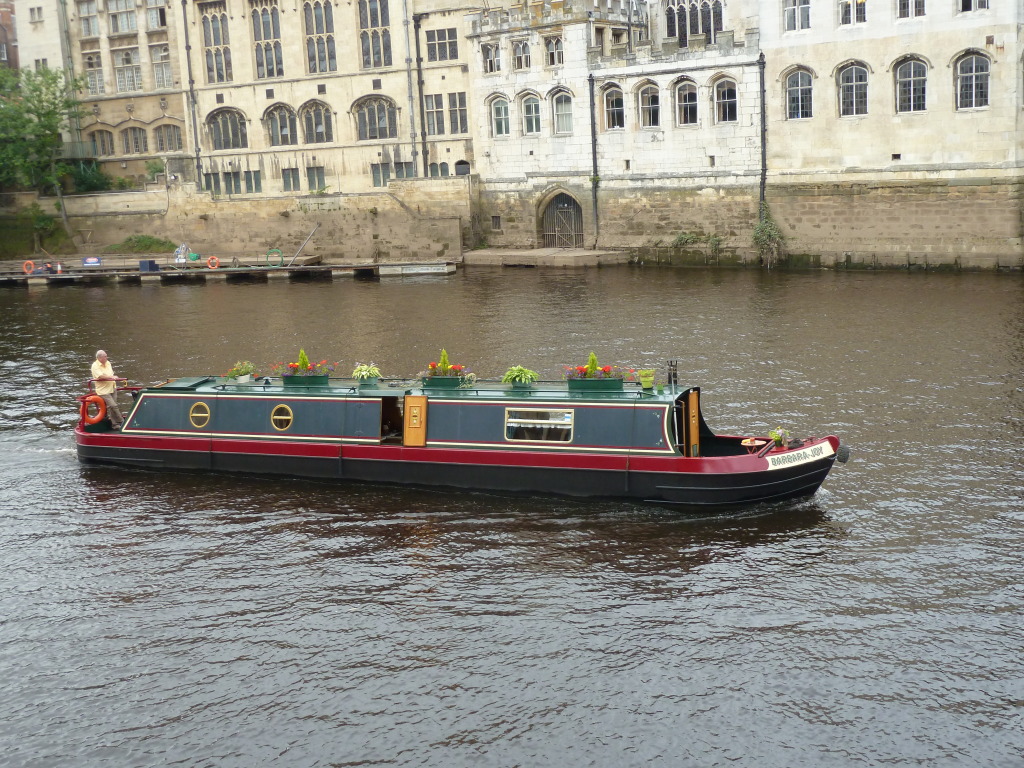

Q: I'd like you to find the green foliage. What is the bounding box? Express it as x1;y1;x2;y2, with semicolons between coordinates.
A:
438;348;451;374
585;352;599;378
672;232;702;247
753;202;784;268
22;202;56;239
0;68;85;192
501;365;540;384
297;349;311;371
144;159;165;181
106;235;177;253
69;161;112;192
113;176;135;190
351;362;381;380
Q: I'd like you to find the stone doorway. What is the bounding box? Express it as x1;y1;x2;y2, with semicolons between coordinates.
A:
541;193;584;248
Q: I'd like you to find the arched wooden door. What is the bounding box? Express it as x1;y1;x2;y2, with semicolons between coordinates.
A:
541;193;584;248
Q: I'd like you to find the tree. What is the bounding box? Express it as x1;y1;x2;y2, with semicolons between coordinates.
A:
0;67;86;238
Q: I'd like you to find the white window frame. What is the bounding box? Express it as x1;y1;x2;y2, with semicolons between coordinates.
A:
505;408;574;443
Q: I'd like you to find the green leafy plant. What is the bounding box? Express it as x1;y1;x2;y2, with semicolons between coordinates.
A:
271;349;336;377
352;362;382;380
753;201;784;268
768;427;791;446
638;369;656;388
106;234;177;253
501;365;540;385
144;159;165;181
226;360;256;378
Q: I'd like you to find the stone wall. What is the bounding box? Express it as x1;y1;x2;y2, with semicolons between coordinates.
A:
52;179;468;263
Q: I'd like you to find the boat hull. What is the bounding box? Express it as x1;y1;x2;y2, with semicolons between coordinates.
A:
75;430;839;509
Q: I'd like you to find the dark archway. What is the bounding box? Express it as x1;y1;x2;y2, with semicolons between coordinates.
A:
541;192;584;248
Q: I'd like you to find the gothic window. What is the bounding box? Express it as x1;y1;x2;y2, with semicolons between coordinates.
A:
955;54;989;109
121;127;148;154
84;53;104;95
639;85;660;127
523;96;541;134
666;0;722;46
513;41;530;70
90;130;115;156
715;80;737;122
604;88;624;129
304;1;337;73
895;59;926;112
151;45;172;89
265;104;297;145
545;37;563;66
838;63;868;115
154;124;183;151
359;0;392;68
355;96;398;140
252;4;283;78
490;98;509;137
483;44;501;73
207;108;248;149
553;92;572;133
79;0;99;36
676;81;697;124
201;4;232;83
113;48;142;92
300;101;333;143
786;70;812;118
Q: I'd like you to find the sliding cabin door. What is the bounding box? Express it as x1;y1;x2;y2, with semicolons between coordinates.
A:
676;389;701;457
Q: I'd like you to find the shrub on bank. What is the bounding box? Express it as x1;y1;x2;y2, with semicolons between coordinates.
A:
105;235;177;253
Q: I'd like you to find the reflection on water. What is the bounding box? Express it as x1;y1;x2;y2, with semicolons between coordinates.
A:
0;268;1022;767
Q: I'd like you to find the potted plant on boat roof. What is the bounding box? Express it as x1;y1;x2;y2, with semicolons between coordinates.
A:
352;362;382;387
563;352;626;391
422;348;476;389
638;369;656;390
501;364;540;389
768;427;791;448
271;348;335;387
226;360;257;383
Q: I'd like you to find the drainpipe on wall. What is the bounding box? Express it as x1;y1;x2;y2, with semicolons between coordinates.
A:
412;13;429;177
403;0;420;174
758;52;767;215
588;74;600;249
181;0;203;189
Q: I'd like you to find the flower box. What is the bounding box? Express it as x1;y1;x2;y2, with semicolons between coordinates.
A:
284;375;330;388
422;376;463;389
568;378;623;391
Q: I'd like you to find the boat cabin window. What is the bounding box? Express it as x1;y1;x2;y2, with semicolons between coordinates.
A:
505;408;573;442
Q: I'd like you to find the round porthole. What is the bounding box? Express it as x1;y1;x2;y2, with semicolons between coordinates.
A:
271;404;293;431
189;402;211;429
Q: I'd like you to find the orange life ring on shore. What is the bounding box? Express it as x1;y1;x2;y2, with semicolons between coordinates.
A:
22;260;34;274
207;256;220;269
81;395;106;425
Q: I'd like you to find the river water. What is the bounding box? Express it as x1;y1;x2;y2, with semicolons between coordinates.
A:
0;267;1021;767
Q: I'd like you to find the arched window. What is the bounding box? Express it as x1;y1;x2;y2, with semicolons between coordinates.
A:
154;124;183;151
252;7;282;78
90;129;115;156
202;9;232;83
265;104;297;145
358;0;391;68
639;85;660;127
786;70;812;119
956;54;989;109
545;36;563;66
676;81;697;125
604;88;625;129
300;101;333;143
304;1;336;73
483;44;500;73
895;59;926;112
439;162;450;177
355;96;397;139
454;160;470;175
207;108;248;150
553;92;572;133
121;126;148;153
84;52;105;95
513;41;530;70
523;96;541;135
491;98;510;136
838;64;868;115
714;80;737;122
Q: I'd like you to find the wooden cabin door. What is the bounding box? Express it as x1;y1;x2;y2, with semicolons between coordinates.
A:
403;395;427;447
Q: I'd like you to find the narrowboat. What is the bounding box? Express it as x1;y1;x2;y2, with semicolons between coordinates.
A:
75;371;849;509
